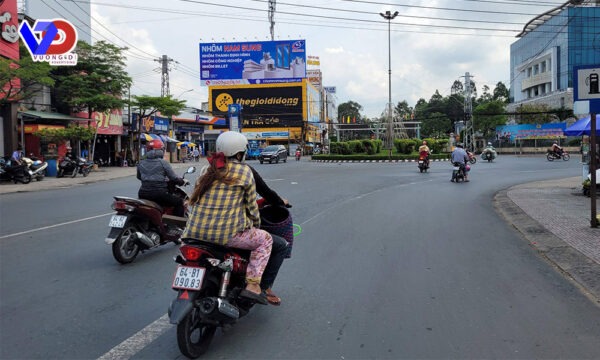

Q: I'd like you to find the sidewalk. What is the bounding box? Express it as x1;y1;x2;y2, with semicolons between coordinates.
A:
495;177;600;302
0;159;207;195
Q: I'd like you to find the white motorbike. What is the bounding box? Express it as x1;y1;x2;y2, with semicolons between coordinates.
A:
22;156;48;181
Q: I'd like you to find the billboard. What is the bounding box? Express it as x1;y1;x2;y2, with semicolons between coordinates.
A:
209;83;304;128
495;123;567;140
0;0;19;60
307;69;322;89
323;86;336;94
132;114;169;134
199;40;306;85
306;81;321;125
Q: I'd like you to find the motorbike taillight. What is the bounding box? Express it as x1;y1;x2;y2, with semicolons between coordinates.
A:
111;201;134;212
180;245;202;261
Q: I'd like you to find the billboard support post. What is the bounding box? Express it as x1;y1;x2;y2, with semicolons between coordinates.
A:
590;112;597;228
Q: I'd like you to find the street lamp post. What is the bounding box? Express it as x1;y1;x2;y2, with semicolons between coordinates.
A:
380;10;398;153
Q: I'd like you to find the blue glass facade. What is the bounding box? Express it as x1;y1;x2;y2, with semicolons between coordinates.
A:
509;6;600;102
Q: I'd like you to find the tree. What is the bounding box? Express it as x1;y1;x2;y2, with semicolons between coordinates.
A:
450;80;463;95
515;104;553;124
394;100;413;120
473;100;507;137
54;40;132;159
337;101;363;123
130;95;187;161
0;43;55;105
492;82;509;103
478;85;493;104
421;112;451;138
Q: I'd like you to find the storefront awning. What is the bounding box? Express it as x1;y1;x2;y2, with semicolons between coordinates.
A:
137;133;182;143
18;110;89;122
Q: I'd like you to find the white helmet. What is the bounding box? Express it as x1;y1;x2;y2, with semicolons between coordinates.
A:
216;131;248;157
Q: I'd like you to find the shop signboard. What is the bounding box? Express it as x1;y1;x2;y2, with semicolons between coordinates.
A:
306;81;321;124
495;123;566;141
323;86;336;94
175;123;204;133
73;109;124;135
133;114;169;133
199;40;306;85
0;0;19;61
243;131;289;139
307;69;322;89
209;83;304;128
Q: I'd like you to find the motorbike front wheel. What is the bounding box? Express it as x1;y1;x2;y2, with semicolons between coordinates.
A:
83;168;90;177
470;158;477;164
57;168;64;178
112;225;140;264
546;153;554;162
562;154;570;161
177;310;217;359
71;167;78;178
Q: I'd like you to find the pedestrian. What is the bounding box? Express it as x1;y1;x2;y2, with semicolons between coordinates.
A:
11;145;23;165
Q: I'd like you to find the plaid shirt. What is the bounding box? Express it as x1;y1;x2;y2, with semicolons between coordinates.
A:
182;161;260;244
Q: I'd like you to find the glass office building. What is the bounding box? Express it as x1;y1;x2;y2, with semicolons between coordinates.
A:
509;4;600;107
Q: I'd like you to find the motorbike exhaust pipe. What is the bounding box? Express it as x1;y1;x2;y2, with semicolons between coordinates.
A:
134;232;155;248
199;297;239;320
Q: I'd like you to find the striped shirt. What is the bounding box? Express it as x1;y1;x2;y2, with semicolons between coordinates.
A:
182;161;260;245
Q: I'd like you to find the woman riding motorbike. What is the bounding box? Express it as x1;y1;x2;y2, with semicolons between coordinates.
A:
181;131;281;305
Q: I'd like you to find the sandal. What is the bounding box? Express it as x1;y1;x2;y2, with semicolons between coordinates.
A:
240;289;268;305
265;288;281;306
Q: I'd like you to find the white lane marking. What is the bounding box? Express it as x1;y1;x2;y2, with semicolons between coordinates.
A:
291;182;298;184
264;178;285;182
97;314;170;360
0;212;114;240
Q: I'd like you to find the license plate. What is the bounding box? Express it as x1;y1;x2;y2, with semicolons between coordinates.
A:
453;166;460;170
108;215;127;228
419;161;424;164
172;266;205;290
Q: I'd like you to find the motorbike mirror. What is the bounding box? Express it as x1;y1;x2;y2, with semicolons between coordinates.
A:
187;166;196;174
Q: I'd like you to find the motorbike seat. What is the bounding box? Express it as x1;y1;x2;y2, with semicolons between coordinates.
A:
180;238;251;260
113;196;163;212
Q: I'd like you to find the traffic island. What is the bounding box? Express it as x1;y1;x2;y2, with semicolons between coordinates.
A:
494;177;600;303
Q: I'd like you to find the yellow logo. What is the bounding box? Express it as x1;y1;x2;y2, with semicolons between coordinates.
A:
215;93;234;112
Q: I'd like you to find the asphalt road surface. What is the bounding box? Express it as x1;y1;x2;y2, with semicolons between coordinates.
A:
1;156;599;359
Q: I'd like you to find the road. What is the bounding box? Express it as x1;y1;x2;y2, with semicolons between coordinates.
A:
1;156;599;359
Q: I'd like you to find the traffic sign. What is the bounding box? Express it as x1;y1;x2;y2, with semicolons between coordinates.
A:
574;65;600;113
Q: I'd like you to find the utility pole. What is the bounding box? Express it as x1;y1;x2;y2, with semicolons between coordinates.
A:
269;0;276;41
462;72;475;152
380;10;398;155
155;55;174;97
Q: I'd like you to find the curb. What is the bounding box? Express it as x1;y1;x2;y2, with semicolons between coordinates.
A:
311;159;450;163
493;189;600;304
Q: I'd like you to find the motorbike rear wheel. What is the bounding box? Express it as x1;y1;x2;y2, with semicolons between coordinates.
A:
470;158;477;164
546;153;554;162
83;168;90;177
71;167;78;178
177;309;217;359
112;225;140;264
562;154;570;161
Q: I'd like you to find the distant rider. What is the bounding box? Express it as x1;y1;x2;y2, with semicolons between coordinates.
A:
137;139;188;217
551;141;563;156
451;143;470;182
418;140;430;166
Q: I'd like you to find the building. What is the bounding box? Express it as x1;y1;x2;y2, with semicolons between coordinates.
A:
24;0;91;44
508;1;600;112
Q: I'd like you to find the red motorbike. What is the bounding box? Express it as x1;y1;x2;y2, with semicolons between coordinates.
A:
467;151;477;164
105;166;196;264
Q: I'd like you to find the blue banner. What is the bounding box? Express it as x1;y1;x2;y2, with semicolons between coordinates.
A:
495;123;567;140
199;40;306;85
132;114;169;133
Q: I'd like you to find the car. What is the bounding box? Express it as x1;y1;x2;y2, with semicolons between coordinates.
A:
259;145;288;164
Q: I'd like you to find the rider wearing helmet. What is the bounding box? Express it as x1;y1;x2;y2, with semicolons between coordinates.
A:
418;140;431;166
451;142;470;182
182;131;287;305
137;139;188;217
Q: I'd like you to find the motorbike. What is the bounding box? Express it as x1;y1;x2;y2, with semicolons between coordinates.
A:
22;155;48;181
481;149;496;163
168;202;294;359
57;156;92;178
418;153;429;173
547;149;570;162
105;166;196;264
452;162;466;183
0;158;33;184
467;151;477;164
295;150;301;161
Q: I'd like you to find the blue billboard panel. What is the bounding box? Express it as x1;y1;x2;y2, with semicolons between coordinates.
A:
495;123;567;141
199;40;306;86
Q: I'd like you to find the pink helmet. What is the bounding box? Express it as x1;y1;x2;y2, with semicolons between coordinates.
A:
465;164;471;171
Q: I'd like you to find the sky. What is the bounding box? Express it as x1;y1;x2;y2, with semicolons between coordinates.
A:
74;0;567;118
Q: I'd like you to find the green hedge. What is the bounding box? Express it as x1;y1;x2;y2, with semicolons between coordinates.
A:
312;153;450;161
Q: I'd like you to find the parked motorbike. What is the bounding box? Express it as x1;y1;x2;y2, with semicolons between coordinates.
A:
0;158;32;184
57;157;91;178
105;166;196;264
452;162;466;183
168;202;294;358
22;155;48;181
547;149;570;162
467;151;477;164
418;154;429;173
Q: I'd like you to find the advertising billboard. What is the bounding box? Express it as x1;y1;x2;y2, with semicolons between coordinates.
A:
307;69;322;89
209;83;304;128
132;114;169;134
495;123;567;141
199;40;306;85
306;81;321;125
0;0;19;60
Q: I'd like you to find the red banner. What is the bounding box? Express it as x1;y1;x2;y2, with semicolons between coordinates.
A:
0;0;19;61
73;109;124;135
